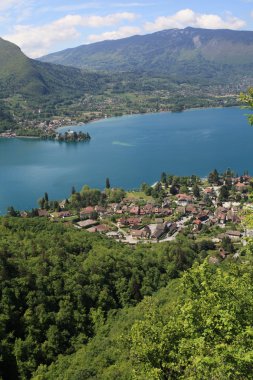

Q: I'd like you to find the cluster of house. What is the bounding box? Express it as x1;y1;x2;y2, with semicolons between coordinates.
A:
74;203;176;242
33;118;73;131
30;174;253;244
0;131;17;138
177;200;241;232
16;117;82;137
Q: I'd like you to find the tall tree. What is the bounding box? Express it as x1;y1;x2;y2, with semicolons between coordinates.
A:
219;185;229;201
44;192;49;202
208;169;219;185
192;183;200;198
160;172;167;184
105;177;111;189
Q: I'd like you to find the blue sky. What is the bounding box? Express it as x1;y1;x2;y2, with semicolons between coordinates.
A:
1;0;253;57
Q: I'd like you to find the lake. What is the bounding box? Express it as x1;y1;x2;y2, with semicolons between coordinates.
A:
0;107;252;214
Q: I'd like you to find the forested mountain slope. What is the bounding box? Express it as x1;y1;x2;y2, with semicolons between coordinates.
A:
1;217;253;379
0;37;106;98
0;217;197;379
40;27;253;85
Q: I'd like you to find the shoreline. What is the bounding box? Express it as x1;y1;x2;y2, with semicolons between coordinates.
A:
16;135;40;139
58;104;243;132
4;104;247;140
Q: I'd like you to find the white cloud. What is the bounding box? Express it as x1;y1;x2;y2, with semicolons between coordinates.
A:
145;9;246;32
3;12;137;57
88;26;141;42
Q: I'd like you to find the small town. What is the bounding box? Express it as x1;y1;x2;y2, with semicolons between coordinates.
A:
0;118;91;142
11;169;253;263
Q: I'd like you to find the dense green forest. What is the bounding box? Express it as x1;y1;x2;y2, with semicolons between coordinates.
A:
0;216;252;379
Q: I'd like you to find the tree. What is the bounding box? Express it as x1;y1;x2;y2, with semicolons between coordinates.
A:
208;169;219;185
240;87;253;125
7;206;18;217
170;184;178;195
131;262;253;380
180;185;189;194
105;177;110;189
219;185;229;201
203;193;213;207
192;183;200;198
221;236;235;253
160;172;167;184
38;197;45;209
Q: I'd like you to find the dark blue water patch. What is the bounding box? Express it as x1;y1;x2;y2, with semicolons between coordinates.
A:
0;107;252;213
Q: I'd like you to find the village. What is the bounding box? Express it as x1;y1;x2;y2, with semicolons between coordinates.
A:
0;118;92;144
15;170;253;262
0;119;70;138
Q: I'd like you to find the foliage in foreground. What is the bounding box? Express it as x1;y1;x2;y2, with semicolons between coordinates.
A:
0;217;197;379
131;261;253;379
35;260;253;380
1;217;253;379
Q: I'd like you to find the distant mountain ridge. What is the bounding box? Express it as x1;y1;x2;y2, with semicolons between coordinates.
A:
39;27;253;83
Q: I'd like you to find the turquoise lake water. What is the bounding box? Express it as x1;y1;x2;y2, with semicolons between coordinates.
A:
0;107;252;213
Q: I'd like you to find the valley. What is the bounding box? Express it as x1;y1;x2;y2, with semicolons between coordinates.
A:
2;27;253;136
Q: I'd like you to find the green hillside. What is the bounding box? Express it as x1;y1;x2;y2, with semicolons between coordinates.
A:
0;38;112;132
39;27;253;85
0;37;106;98
35;261;253;380
0;38;48;96
0;217;197;379
0;217;253;379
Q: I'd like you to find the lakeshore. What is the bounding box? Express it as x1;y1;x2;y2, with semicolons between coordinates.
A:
2;104;246;140
6;170;253;249
0;107;252;214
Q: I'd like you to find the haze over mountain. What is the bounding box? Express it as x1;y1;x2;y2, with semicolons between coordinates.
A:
39;27;253;84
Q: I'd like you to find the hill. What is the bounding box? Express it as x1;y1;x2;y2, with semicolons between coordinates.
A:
0;37;107;99
39;27;253;84
0;38;111;132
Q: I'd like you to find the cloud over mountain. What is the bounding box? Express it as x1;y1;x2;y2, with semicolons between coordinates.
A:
144;9;246;32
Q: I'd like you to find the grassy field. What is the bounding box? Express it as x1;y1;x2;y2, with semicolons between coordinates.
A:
126;191;153;202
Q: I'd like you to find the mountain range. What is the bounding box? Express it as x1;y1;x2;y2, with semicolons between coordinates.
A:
39;27;253;84
1;27;253;132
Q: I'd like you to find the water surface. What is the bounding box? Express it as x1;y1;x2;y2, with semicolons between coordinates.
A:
0;107;252;213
